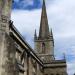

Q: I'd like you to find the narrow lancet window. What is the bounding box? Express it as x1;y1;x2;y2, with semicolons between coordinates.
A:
42;42;45;53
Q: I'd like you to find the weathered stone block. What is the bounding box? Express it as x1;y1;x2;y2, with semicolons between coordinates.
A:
0;33;18;75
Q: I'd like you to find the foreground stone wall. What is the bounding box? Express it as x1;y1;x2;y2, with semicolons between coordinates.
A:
0;33;18;75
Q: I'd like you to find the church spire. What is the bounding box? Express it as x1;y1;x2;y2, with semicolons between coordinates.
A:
38;0;50;39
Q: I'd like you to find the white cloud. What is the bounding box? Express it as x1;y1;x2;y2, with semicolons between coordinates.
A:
67;62;75;75
11;9;41;36
47;0;75;38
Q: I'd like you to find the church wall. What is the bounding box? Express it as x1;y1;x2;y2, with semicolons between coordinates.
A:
45;41;54;55
35;41;42;53
1;0;12;19
0;33;18;75
35;40;54;55
0;32;67;75
0;33;4;75
28;57;44;75
0;0;2;19
0;0;12;34
37;64;44;75
44;67;67;75
24;53;28;75
19;72;24;75
29;57;33;75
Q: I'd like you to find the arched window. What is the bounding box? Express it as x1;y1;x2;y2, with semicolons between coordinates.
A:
42;42;45;53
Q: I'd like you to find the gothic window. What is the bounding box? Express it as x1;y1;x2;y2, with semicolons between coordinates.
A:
42;42;45;53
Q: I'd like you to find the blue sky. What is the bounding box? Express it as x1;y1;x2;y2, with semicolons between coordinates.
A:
11;0;75;75
12;0;41;10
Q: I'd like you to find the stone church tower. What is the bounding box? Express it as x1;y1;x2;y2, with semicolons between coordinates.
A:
34;1;67;75
34;0;54;62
